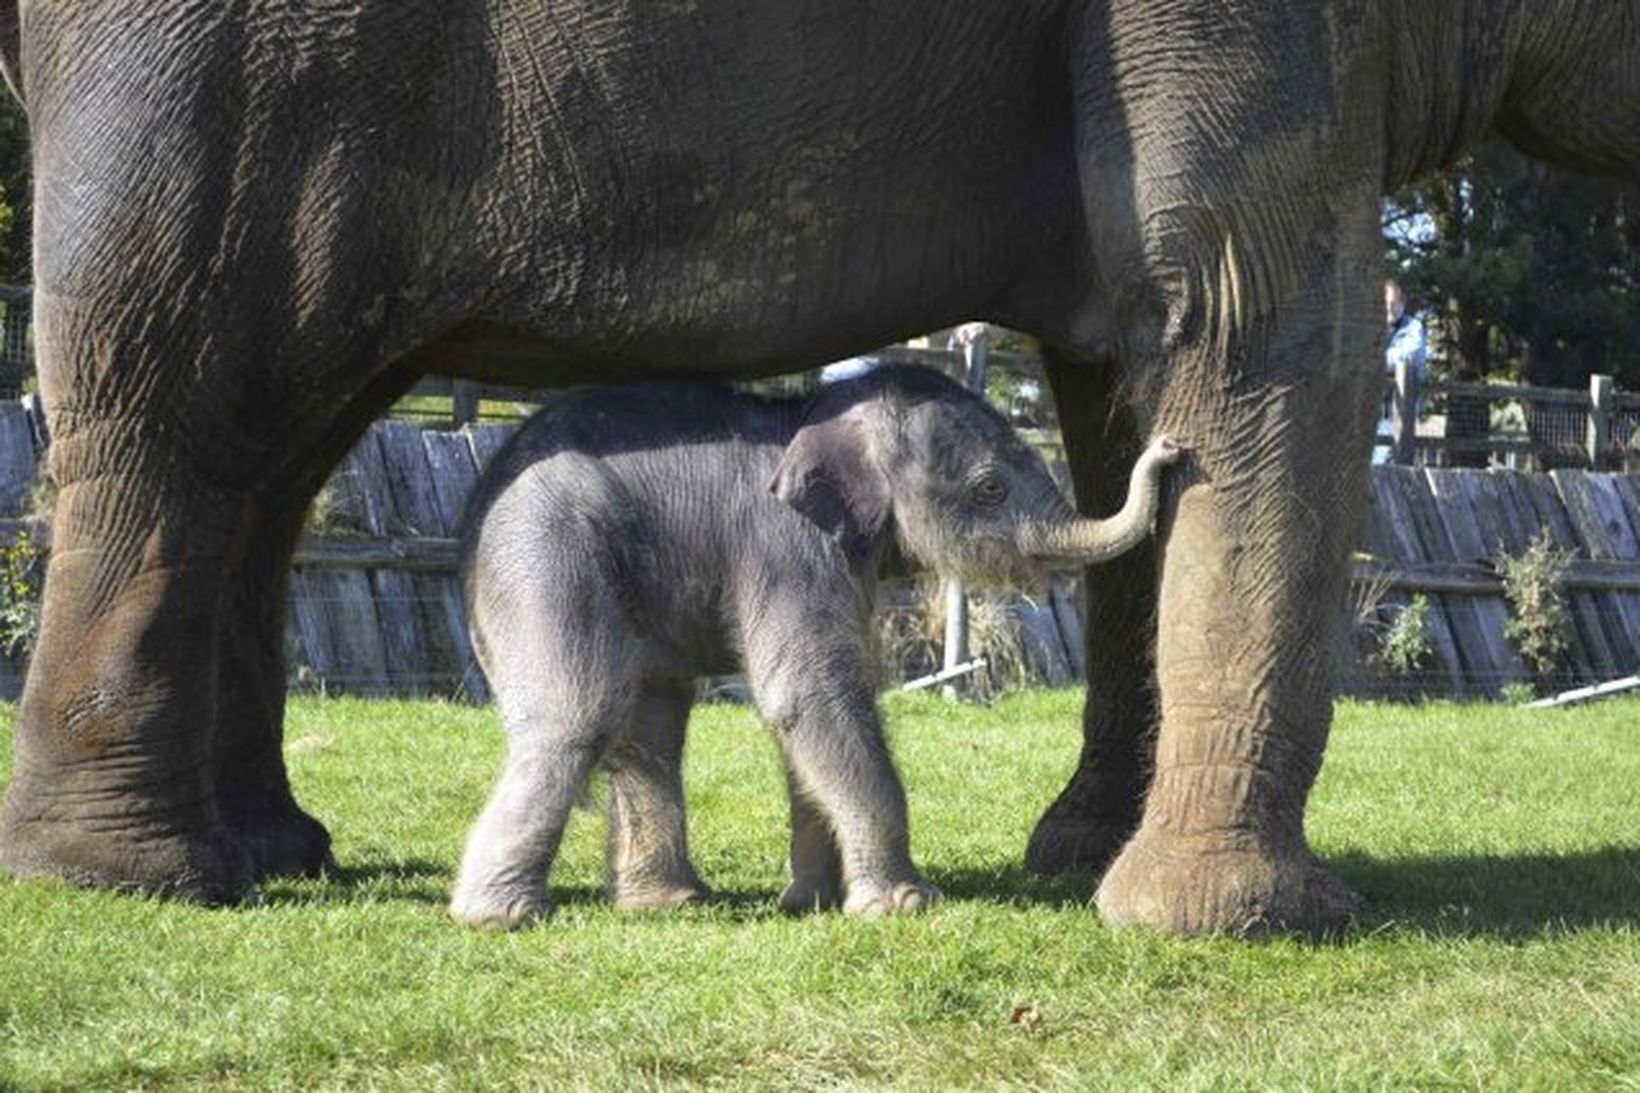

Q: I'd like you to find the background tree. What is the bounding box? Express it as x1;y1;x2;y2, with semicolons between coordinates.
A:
0;93;25;283
1387;140;1640;389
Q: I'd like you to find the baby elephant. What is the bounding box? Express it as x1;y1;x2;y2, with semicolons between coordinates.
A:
449;365;1179;929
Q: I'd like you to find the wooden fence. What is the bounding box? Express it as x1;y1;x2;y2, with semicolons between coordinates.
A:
3;354;1640;699
1379;365;1640;472
1352;464;1640;697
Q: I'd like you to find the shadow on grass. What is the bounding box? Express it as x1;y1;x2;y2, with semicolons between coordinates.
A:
260;857;450;908
1333;845;1640;939
261;848;1640;939
550;885;782;920
929;864;1099;908
266;861;1097;920
268;860;791;920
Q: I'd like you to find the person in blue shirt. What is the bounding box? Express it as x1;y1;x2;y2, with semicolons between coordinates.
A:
1376;279;1428;462
1385;279;1428;379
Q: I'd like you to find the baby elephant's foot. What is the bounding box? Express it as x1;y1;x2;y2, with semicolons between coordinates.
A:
611;879;713;911
448;886;551;932
778;873;844;914
843;877;942;918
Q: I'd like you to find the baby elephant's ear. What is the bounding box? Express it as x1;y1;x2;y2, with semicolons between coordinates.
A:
770;406;892;563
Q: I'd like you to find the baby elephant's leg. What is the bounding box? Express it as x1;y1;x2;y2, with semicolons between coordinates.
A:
450;567;634;930
777;768;844;913
449;707;617;930
605;680;712;909
750;653;939;917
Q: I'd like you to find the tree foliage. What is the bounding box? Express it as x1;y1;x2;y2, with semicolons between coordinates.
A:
1386;140;1640;388
0;92;25;283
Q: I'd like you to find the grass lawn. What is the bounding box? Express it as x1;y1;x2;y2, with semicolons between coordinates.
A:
2;691;1639;1090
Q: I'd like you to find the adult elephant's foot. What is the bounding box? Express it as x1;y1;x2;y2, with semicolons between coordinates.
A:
448;885;551;931
1025;787;1139;876
1025;815;1133;877
842;876;941;918
222;803;334;881
0;787;258;904
1095;830;1358;938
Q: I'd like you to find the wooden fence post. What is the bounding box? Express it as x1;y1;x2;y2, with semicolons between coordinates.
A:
1392;358;1419;466
1588;373;1613;471
452;380;480;427
941;324;989;699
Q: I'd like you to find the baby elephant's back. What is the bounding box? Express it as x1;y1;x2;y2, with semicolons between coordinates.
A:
463;381;799;676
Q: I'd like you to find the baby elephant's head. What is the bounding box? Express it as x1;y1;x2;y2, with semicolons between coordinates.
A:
771;365;1181;587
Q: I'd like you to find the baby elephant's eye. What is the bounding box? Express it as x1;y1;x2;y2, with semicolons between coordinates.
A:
968;471;1009;507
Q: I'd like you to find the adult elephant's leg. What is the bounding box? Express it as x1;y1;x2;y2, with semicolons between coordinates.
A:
1026;349;1159;876
1092;233;1380;937
212;370;416;880
0;359;414;899
1067;2;1384;938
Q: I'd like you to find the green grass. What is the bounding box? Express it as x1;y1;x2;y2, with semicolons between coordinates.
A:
3;692;1640;1090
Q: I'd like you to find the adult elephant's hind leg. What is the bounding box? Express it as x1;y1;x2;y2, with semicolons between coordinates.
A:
211;496;331;881
0;414;256;901
1026;350;1160;877
213;370;416;880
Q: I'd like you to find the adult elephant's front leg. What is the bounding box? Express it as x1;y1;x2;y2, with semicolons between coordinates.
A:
1067;1;1387;937
1027;350;1159;876
1093;264;1379;937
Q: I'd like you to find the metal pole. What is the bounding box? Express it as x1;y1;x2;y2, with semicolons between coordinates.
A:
941;324;989;699
1588;373;1613;471
1392;358;1418;466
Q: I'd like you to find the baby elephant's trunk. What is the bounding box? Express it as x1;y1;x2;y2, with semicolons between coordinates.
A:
1019;437;1181;565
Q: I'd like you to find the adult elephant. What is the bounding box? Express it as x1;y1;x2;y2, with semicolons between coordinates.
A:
0;3;1634;937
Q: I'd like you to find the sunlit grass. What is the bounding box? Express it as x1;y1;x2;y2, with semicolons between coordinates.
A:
2;692;1639;1089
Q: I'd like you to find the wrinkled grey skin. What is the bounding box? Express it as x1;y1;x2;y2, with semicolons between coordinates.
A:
1;2;1635;937
450;366;1179;929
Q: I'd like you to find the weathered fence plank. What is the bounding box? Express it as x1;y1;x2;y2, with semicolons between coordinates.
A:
1424;469;1526;688
0;403;36;517
1370;468;1465;693
325;433;431;693
375;421;447;537
422;430;480;534
366;422;476;691
288;568;391;694
465;423;514;476
1553;471;1640;671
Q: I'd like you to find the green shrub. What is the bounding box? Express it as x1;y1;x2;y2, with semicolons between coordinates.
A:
1499;528;1572;686
0;529;42;658
1378;593;1434;676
